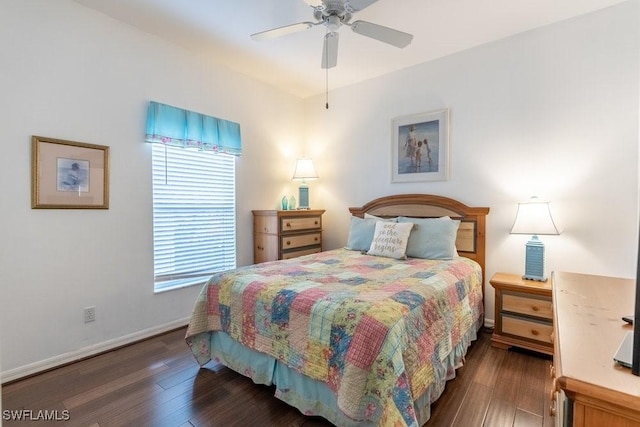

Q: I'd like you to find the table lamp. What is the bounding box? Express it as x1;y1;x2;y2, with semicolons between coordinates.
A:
292;158;318;209
510;197;560;281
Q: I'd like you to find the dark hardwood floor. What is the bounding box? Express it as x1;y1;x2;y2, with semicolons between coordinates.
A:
2;327;554;427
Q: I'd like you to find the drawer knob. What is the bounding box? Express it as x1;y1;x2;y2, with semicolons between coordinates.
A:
286;222;291;228
531;329;540;336
286;241;291;246
314;237;319;241
531;305;540;312
314;220;318;225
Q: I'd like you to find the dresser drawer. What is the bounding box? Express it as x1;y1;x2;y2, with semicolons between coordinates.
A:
502;315;553;344
503;292;553;320
282;232;321;250
282;247;322;259
281;216;321;232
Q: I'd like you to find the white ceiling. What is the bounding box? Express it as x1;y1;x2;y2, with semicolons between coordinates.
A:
72;0;627;98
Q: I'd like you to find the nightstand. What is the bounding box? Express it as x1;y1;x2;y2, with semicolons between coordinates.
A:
490;272;553;355
252;209;324;264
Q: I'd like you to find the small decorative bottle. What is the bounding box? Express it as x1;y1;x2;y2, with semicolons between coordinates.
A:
289;195;296;210
281;196;288;210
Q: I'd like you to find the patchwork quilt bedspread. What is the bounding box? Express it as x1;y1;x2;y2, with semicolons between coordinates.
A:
185;248;483;426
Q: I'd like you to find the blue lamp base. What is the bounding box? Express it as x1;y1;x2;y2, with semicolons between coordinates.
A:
522;235;547;282
298;183;310;209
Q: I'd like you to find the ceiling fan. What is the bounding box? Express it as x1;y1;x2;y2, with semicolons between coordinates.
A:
250;0;413;69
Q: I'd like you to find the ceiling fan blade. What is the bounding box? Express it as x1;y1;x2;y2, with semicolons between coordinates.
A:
345;0;379;12
251;22;316;41
321;32;339;69
350;20;413;48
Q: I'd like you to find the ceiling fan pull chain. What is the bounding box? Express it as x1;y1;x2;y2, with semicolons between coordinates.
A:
325;29;329;109
326;65;329;109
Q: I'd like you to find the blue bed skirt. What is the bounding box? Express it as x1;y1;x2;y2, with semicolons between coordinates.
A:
194;317;482;426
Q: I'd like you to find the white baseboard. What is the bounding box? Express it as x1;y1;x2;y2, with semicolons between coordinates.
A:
2;316;496;384
1;317;190;384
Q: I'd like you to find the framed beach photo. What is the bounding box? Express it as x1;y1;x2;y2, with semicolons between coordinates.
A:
31;136;109;209
391;109;449;183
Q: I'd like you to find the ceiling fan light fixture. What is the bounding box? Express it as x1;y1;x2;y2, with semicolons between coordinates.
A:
325;15;341;32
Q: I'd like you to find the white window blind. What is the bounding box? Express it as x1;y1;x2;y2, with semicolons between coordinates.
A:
152;144;236;292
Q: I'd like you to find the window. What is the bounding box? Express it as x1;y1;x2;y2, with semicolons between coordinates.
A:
145;101;241;292
152;144;236;292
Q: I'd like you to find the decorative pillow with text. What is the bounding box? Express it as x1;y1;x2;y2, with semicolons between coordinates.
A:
367;221;414;260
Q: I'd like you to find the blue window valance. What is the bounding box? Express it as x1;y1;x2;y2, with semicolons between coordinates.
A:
145;101;242;156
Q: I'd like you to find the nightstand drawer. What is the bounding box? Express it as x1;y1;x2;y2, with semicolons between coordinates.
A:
281;216;321;232
490;272;553;355
503;292;553;320
502;315;553;344
282;232;321;250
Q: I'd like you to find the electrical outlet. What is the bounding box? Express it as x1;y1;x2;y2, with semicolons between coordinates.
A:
84;306;96;323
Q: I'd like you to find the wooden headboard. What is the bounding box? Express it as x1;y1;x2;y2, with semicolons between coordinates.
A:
349;194;490;281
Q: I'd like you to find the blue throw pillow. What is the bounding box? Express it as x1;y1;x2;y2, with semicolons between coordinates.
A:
397;216;460;260
345;217;378;251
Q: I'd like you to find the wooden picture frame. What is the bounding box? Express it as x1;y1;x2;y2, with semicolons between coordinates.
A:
31;136;110;209
391;109;449;183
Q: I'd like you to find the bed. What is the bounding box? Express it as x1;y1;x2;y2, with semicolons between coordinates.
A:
185;194;490;426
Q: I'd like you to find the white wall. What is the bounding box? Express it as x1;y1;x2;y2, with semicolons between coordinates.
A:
303;0;639;322
0;0;305;380
0;0;637;381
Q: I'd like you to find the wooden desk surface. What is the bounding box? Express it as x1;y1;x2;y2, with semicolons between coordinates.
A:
553;271;640;404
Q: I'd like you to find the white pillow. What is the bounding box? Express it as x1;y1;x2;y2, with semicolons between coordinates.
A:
367;221;414;260
364;213;397;222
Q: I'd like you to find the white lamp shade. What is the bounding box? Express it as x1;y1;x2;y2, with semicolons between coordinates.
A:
510;198;560;236
292;158;319;181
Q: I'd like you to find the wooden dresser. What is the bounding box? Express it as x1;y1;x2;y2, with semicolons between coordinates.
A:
252;209;324;264
552;271;640;426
